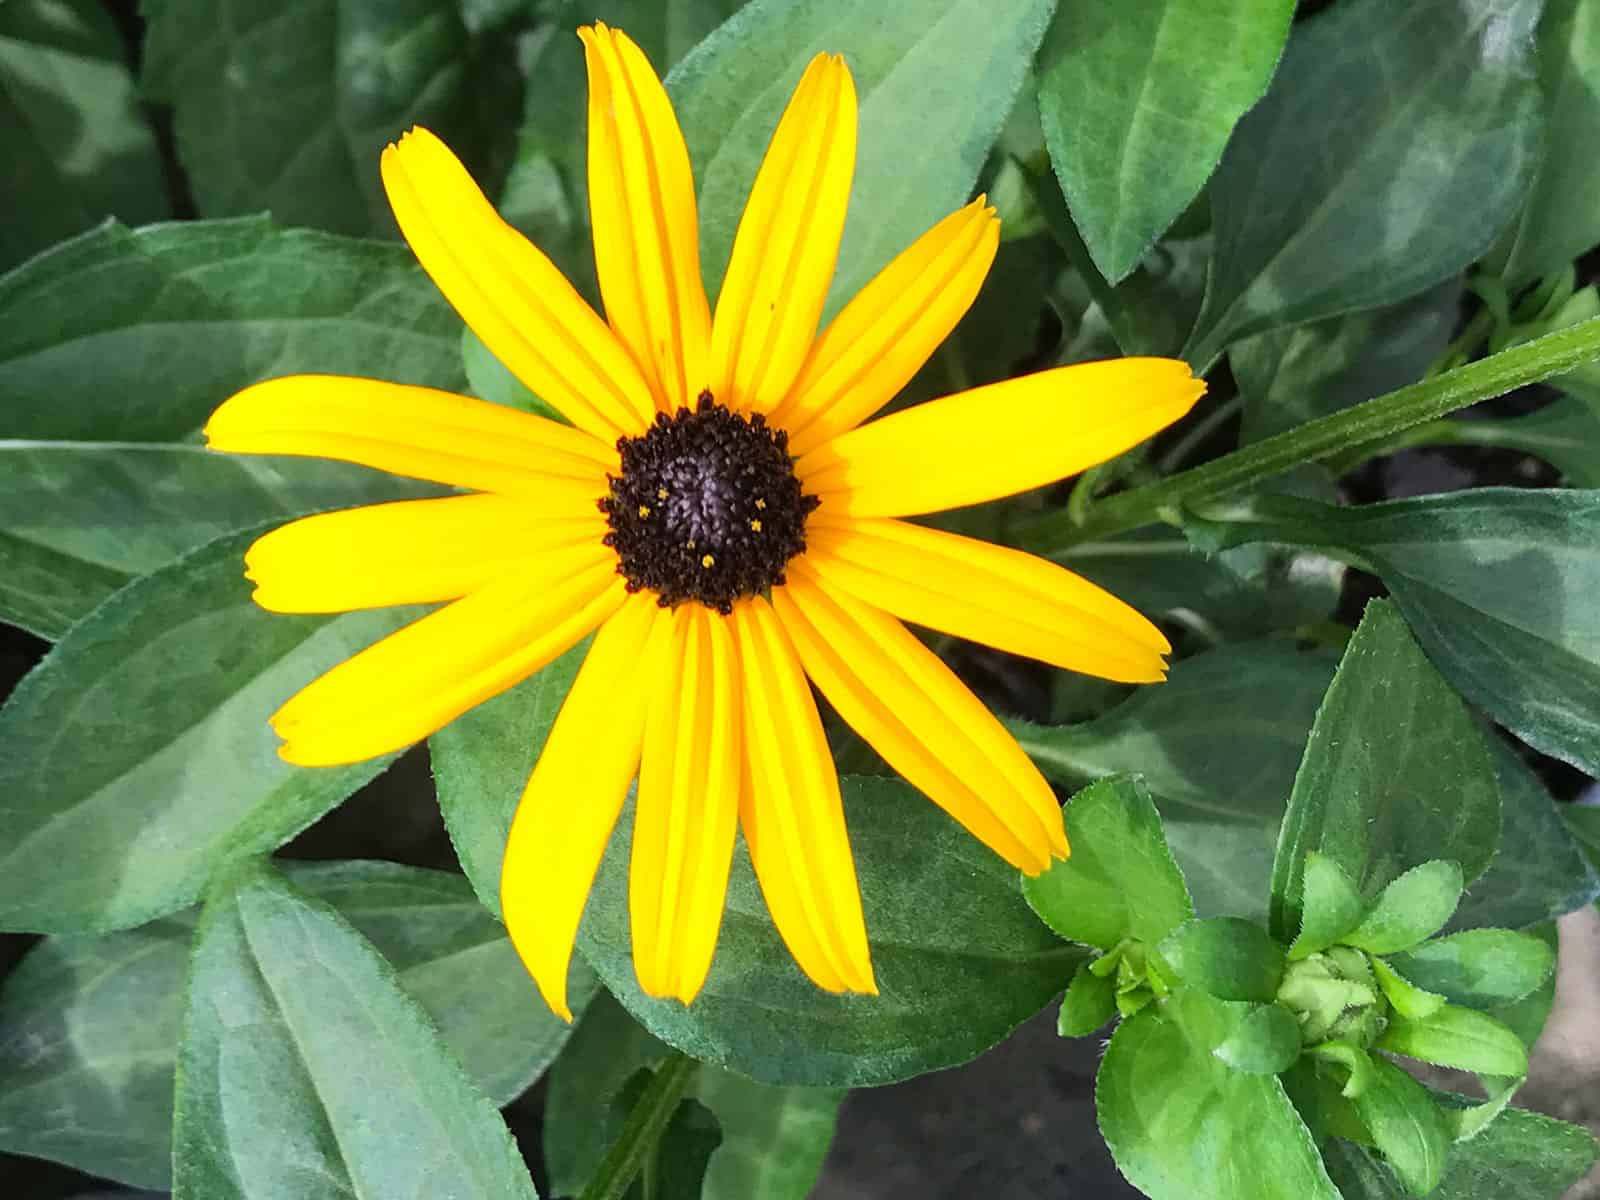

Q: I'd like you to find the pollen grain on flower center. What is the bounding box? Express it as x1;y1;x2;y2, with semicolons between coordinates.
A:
600;392;818;613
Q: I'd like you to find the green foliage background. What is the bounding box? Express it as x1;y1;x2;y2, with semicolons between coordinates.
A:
5;0;1600;1197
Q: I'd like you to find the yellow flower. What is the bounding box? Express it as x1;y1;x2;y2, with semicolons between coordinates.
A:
204;23;1203;1019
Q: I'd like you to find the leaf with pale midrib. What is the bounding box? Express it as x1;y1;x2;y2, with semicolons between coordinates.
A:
0;528;418;934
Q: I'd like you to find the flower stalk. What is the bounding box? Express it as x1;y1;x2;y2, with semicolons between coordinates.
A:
1011;315;1600;555
577;1051;700;1200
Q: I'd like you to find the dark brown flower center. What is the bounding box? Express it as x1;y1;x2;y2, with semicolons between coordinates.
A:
600;392;817;613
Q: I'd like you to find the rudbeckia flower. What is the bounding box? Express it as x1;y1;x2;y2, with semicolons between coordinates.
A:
204;23;1203;1019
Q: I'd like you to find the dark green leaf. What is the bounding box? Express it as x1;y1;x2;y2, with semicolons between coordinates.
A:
1185;0;1541;366
1388;930;1556;1011
1449;739;1600;931
0;0;167;269
430;640;588;916
1446;395;1600;487
0;441;437;639
0;217;466;442
1058;526;1344;643
666;0;1053;315
1343;861;1465;956
0;529;413;933
1024;776;1193;951
1269;601;1499;943
1378;1004;1530;1078
1097;994;1341;1200
1289;852;1366;960
1014;640;1337;923
1492;0;1600;285
1204;489;1600;778
544;992;844;1200
1058;958;1118;1037
0;861;584;1189
173;863;537;1198
0;914;190;1188
141;0;496;237
1232;282;1461;444
1213;1003;1301;1075
1325;1106;1598;1200
647;1094;722;1200
1036;0;1293;283
1352;1058;1450;1197
578;778;1083;1087
1157;916;1285;1003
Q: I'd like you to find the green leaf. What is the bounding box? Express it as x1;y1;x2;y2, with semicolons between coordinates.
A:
0;861;585;1189
140;0;500;237
0;217;466;442
1024;775;1193;950
1268;601;1499;943
1343;861;1465;956
1488;924;1561;1049
1446;395;1600;487
0;913;191;1188
0;530;413;933
1371;957;1448;1023
1232;282;1461;444
0;441;438;639
1289;852;1366;960
0;0;168;269
462;327;560;419
1184;0;1541;367
173;863;538;1199
1157;916;1285;1003
1058;526;1345;643
1213;1002;1302;1076
1352;1058;1451;1197
1450;739;1600;931
1097;997;1341;1200
579;778;1083;1087
1378;1004;1530;1078
666;0;1053;316
544;991;844;1200
1387;930;1556;1011
1492;0;1600;286
1325;1106;1598;1200
429;639;588;916
1058;957;1119;1036
1036;0;1293;284
1011;639;1337;921
1206;489;1600;778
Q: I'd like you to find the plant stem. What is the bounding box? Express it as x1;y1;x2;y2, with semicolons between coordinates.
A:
578;1052;698;1200
1012;315;1600;554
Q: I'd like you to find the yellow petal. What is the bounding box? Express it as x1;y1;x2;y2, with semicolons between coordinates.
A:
632;605;742;1003
804;516;1170;682
581;24;711;412
774;563;1066;873
773;199;1000;455
245;495;607;613
709;54;857;414
501;594;666;1020
729;597;875;995
381;125;654;440
796;358;1205;517
205;374;617;500
272;554;624;766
